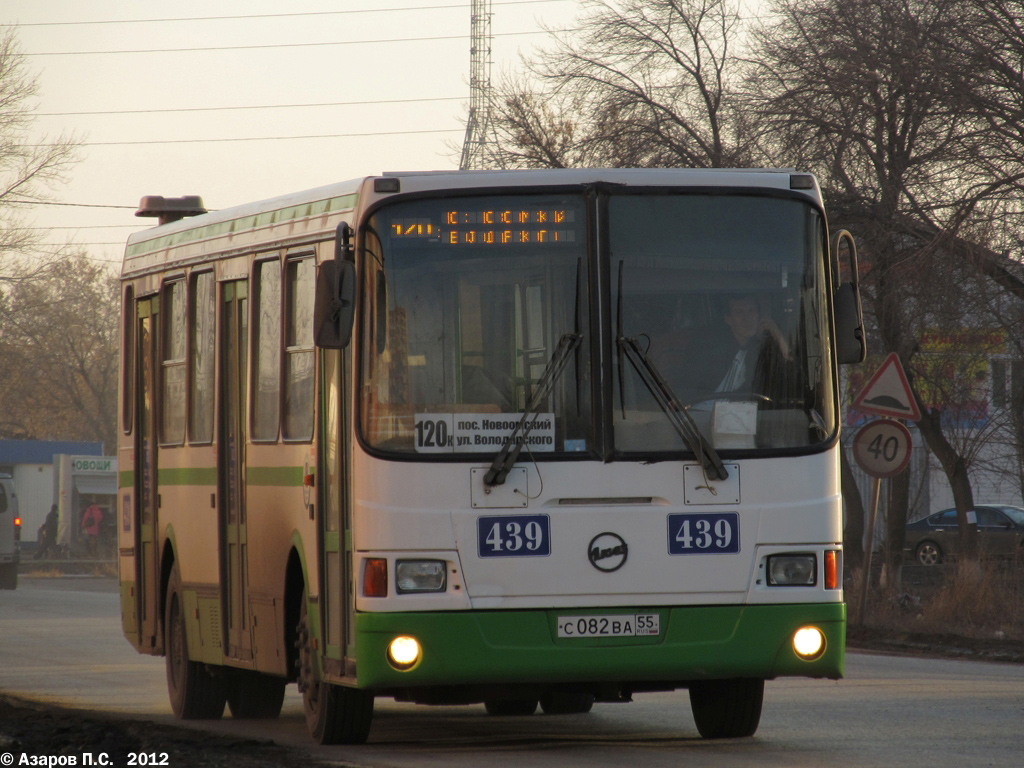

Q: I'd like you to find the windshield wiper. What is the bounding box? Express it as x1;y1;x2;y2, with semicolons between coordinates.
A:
484;331;582;487
618;335;729;482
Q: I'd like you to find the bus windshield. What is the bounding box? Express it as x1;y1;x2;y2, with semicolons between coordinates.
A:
360;191;835;457
360;194;592;455
611;193;836;454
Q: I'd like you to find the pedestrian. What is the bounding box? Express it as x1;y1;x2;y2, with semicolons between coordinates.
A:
80;502;103;557
35;505;59;559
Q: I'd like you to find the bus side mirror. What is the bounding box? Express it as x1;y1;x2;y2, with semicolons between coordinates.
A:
833;230;866;364
314;259;356;349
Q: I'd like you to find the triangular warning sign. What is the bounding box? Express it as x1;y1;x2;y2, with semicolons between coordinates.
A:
852;352;922;421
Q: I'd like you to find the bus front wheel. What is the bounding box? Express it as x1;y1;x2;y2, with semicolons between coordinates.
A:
165;567;226;720
296;590;373;744
688;678;763;739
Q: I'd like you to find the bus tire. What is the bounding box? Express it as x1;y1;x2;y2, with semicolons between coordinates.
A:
226;670;286;719
539;691;594;715
484;698;538;716
165;567;226;720
0;563;16;590
297;590;373;744
688;678;763;739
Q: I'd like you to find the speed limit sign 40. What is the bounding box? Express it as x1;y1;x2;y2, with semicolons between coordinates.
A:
853;419;913;478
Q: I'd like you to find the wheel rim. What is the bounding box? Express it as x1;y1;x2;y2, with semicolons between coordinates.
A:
918;543;940;565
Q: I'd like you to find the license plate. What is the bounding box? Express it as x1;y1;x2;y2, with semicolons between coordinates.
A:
556;614;660;638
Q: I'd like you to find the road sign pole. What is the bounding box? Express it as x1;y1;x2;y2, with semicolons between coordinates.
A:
851;418;913;626
855;475;882;626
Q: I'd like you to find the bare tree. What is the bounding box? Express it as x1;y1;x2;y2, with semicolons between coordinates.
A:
0;254;119;452
485;0;751;169
0;27;79;280
748;0;989;567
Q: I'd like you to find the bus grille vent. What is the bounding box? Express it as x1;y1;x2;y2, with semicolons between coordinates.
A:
207;607;222;648
558;497;654;506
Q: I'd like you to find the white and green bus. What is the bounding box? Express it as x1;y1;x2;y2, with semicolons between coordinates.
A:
118;168;864;744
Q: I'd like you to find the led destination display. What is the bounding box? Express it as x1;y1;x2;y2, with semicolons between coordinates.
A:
390;206;578;246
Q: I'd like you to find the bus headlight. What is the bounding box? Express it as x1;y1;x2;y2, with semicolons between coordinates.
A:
793;626;826;660
767;554;817;586
395;560;446;593
387;636;422;671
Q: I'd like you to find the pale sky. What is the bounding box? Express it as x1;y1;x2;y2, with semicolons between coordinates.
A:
5;0;579;267
7;1;766;269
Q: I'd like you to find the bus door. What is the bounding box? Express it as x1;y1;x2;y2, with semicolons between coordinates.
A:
319;348;351;671
134;297;161;651
219;280;252;661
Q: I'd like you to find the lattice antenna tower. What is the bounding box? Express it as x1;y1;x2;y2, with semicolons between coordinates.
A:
459;0;494;170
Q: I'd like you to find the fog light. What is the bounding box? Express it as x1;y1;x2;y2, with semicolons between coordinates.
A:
387;636;421;671
767;554;817;586
793;626;826;660
396;560;446;593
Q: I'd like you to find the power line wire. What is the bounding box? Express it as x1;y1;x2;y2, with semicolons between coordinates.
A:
15;225;142;230
37;96;465;118
7;200;137;209
23;29;549;57
3;0;569;28
32;128;462;148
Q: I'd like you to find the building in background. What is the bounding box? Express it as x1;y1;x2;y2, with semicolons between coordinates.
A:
0;440;106;545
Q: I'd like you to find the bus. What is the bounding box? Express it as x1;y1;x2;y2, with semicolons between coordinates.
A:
118;168;865;744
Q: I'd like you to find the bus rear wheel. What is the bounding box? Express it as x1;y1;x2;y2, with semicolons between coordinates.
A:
165;567;226;719
226;670;286;719
688;678;763;739
296;590;373;744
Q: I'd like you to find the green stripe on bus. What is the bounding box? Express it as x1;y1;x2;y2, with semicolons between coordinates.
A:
120;465;302;487
157;467;219;486
247;466;304;486
125;193;358;258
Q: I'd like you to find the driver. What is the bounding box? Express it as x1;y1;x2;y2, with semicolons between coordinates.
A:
688;294;791;398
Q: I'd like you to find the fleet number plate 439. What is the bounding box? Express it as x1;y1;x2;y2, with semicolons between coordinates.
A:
556;614;660;638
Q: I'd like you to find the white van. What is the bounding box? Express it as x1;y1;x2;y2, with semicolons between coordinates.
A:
0;473;20;590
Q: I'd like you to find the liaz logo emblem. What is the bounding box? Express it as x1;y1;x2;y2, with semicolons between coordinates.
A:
588;532;628;572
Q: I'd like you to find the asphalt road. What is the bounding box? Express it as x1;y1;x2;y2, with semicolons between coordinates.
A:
2;576;1023;768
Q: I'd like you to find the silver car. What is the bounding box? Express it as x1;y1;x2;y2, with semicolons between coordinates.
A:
904;504;1024;565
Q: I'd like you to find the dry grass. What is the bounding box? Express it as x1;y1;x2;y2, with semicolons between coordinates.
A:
848;560;1024;640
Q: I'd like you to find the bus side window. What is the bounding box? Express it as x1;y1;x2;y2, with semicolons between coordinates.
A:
253;258;282;441
284;257;315;440
189;271;216;443
160;280;186;445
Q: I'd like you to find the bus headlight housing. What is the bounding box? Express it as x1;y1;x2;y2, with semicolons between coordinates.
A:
395;560;447;593
793;626;826;660
387;636;422;671
767;554;817;586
